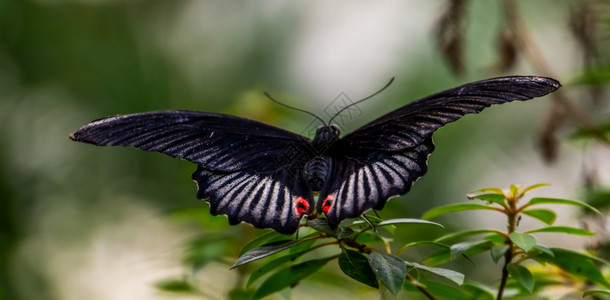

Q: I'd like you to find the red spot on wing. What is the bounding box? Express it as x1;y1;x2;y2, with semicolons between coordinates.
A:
321;194;335;214
295;197;310;216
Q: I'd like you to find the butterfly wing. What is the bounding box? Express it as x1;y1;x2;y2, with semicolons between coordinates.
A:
319;76;561;227
342;76;561;151
70;110;315;234
319;138;434;228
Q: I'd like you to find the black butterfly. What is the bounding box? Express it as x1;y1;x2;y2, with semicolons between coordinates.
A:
70;76;560;234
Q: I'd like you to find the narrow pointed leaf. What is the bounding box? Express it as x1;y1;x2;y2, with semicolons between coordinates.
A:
396;241;449;255
378;218;444;228
451;240;493;260
422;203;498;220
509;232;537;252
306;218;335;235
254;257;334;299
406;262;465;286
247;243;320;287
232;239;307;268
467;193;506;205
238;231;284;256
538;248;610;287
533;245;554;257
470;187;505;195
510;184;521;196
583;290;610;297
521;209;556;225
368;252;406;295
484;233;507;244
521;183;550;195
490;245;509;263
355;231;384;244
525;226;594;236
527;197;601;215
338;250;378;288
434;229;504;243
425;241;492;266
506;263;534;293
336;226;356;240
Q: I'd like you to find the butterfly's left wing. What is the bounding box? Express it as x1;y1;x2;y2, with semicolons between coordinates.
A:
70;111;315;234
319;76;561;227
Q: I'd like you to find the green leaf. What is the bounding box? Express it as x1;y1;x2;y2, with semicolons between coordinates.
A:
460;282;496;300
434;229;504;243
378;218;444;228
490;245;509;263
470;187;505;195
238;231;284;257
155;279;195;294
405;280;495;300
306;218;335;235
422;203;498;219
288;239;317;254
232;239;307;269
338;249;379;288
538;248;610;287
424;240;492;266
521;209;556;225
254;257;333;299
467;193;506;205
247;244;319;287
527;197;601;215
406;262;465;286
509;232;537;252
396;241;450;255
336;226;355;240
451;240;493;260
520;183;550;195
532;245;554;257
355;231;384;244
510;184;521;197
506;263;534;293
368;252;407;295
583;289;610;297
484;233;507;244
525;226;594;236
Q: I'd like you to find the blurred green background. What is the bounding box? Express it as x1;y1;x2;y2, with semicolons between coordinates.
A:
1;0;608;299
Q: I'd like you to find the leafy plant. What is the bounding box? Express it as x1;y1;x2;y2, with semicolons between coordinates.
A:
156;184;609;299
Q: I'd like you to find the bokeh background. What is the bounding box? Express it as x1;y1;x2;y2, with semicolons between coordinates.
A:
1;0;609;299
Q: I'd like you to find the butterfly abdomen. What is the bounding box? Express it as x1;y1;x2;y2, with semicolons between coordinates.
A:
304;156;333;191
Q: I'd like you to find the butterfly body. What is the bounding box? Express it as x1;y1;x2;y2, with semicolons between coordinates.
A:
70;76;561;234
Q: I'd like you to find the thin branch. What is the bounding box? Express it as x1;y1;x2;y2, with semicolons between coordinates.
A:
407;273;438;300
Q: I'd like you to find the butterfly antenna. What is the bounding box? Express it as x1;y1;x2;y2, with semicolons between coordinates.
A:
264;92;327;126
328;77;395;125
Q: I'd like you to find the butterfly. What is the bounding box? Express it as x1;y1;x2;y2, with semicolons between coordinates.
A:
70;76;560;234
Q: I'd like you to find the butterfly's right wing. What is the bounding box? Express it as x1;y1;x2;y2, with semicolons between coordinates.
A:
319;76;560;227
70;111;315;234
342;76;561;151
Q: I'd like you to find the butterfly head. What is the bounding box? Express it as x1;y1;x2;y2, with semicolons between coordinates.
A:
312;124;340;148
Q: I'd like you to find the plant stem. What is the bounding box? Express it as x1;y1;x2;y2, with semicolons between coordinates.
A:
496;245;513;300
406;274;438;300
496;189;519;300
